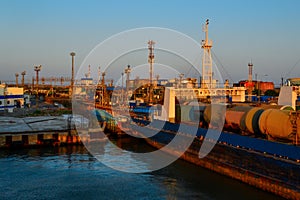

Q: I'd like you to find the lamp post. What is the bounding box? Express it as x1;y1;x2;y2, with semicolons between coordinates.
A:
125;65;131;103
34;65;42;90
34;65;42;107
15;73;19;87
70;52;76;95
21;71;26;88
101;72;106;106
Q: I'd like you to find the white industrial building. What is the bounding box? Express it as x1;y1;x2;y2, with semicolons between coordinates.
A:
0;83;24;112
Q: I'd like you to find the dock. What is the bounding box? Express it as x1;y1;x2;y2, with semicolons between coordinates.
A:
0;116;83;148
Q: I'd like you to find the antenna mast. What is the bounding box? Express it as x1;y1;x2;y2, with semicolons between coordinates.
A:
201;19;213;89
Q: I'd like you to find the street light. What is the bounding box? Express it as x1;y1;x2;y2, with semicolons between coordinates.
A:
70;52;76;95
21;71;26;87
101;72;106;106
15;73;19;87
34;65;42;90
125;65;131;103
34;65;42;107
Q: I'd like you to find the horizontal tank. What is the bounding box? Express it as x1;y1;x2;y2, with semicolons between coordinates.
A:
204;105;251;130
261;105;294;111
258;109;296;140
225;106;252;131
204;105;297;138
203;104;226;128
244;107;265;135
244;105;293;135
175;105;203;123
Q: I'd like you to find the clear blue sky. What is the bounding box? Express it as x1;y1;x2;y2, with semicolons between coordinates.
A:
1;0;300;86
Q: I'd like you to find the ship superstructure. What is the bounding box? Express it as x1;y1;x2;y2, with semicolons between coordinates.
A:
126;20;300;199
165;20;246;100
154;20;246;122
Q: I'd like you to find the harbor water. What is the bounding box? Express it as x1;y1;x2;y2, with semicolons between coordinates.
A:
0;137;284;200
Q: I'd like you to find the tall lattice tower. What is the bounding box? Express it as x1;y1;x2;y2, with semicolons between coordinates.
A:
247;62;253;101
201;19;213;89
248;62;253;84
148;40;155;104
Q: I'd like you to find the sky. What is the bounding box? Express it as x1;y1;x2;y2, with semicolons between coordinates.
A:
1;0;300;86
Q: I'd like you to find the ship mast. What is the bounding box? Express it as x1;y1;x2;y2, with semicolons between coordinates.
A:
201;19;213;89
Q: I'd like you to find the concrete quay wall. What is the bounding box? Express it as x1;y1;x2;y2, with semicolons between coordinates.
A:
0;130;81;148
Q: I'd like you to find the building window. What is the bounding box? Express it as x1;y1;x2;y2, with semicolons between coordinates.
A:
7;100;10;105
0;101;2;105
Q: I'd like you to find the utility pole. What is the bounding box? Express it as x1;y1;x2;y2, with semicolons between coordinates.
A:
15;73;19;87
21;71;26;88
148;40;155;104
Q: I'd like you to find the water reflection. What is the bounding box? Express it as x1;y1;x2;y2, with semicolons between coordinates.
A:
0;138;284;200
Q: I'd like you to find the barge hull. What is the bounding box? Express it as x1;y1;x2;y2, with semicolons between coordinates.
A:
144;136;300;199
130;119;300;199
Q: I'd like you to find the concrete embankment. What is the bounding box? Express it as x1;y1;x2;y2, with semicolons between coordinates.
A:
0;116;83;148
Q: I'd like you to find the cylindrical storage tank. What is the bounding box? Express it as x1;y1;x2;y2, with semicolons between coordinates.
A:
261;105;294;111
244;107;265;135
258;109;294;139
244;105;293;135
239;112;248;132
225;106;252;130
203;104;226;128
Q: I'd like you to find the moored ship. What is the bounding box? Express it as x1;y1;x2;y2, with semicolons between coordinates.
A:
123;20;300;199
129;115;300;199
